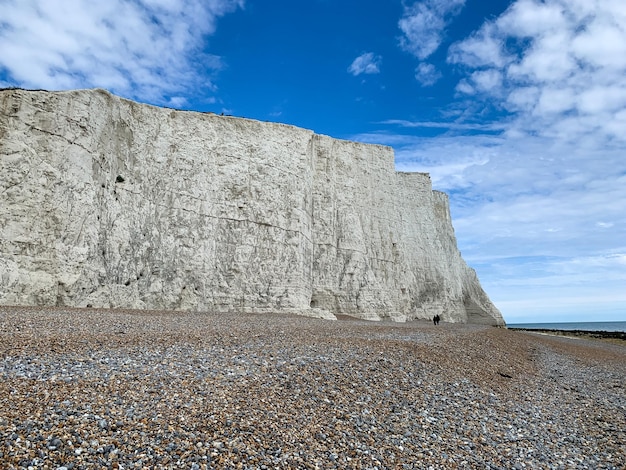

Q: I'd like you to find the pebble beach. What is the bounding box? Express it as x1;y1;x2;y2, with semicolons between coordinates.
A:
1;307;624;469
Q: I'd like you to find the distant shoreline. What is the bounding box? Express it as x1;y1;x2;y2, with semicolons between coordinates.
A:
509;327;626;342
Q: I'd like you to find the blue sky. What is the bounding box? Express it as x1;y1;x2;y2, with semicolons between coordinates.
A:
1;0;625;324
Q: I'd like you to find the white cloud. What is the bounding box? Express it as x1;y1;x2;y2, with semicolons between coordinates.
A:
348;52;382;76
506;32;578;84
414;63;441;86
454;79;475;95
398;0;466;60
447;23;507;68
534;88;575;115
468;69;502;93
448;0;626;148
495;0;567;37
0;0;244;104
572;20;626;70
577;86;626;115
377;120;508;132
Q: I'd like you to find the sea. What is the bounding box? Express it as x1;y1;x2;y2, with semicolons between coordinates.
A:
507;321;626;333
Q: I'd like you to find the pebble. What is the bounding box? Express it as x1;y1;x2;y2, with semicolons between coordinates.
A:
0;306;624;469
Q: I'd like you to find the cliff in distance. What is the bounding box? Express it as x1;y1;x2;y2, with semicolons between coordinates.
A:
0;88;504;325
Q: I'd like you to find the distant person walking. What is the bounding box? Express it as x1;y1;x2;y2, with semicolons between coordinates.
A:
433;314;441;325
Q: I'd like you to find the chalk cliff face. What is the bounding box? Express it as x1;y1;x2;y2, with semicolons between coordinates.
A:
0;88;504;325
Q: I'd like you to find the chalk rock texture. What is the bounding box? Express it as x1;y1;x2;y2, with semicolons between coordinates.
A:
0;89;504;325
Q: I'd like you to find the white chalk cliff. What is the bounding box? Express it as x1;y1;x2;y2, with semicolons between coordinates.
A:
0;88;504;325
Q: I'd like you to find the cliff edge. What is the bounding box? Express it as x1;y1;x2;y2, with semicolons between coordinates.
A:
0;88;505;325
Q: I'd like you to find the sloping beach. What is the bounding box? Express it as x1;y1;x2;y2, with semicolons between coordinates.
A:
1;307;624;469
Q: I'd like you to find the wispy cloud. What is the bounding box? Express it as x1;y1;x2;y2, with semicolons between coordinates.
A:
0;0;244;105
348;52;382;76
414;63;441;86
398;0;466;60
378;119;508;132
398;0;465;86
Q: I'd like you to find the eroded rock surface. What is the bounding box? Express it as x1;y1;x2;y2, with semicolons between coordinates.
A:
0;88;504;324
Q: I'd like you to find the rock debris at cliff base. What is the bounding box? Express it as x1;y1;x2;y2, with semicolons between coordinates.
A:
1;307;624;469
